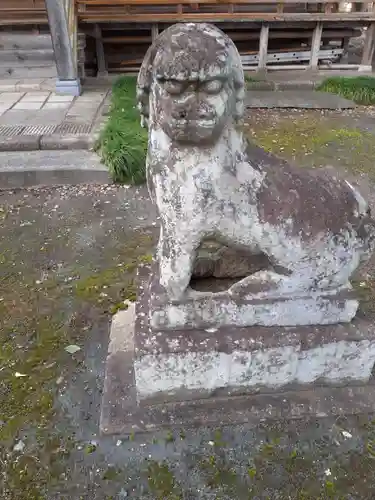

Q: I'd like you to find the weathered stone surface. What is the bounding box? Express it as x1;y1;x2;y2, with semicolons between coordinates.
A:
131;267;375;402
100;282;375;435
137;22;375;327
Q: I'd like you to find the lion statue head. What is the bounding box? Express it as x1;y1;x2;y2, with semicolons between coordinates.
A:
136;23;245;145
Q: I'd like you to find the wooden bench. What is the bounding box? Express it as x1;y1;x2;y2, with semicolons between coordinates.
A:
0;0;48;25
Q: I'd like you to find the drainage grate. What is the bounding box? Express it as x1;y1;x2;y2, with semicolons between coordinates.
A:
0;125;24;137
54;122;92;135
0;122;93;138
23;125;57;136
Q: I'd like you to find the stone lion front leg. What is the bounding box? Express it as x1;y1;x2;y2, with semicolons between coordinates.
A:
157;222;201;301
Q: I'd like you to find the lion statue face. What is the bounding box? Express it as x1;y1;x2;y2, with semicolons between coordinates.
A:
137;23;245;146
152;72;236;145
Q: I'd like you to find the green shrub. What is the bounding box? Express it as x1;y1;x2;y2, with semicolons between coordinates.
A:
317;76;375;105
97;76;147;184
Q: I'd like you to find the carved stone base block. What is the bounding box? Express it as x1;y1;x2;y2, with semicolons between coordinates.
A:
148;263;359;329
100;269;375;435
150;291;359;331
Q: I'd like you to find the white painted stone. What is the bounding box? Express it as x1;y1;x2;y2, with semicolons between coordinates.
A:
134;339;375;399
150;295;359;329
229;346;300;387
296;340;375;384
109;304;135;354
135;351;230;397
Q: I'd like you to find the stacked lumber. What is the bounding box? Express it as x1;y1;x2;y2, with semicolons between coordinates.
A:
86;23;361;73
0;0;47;26
76;1;374;74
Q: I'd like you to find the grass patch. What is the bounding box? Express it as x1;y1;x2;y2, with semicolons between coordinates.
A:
317;76;375;105
97;76;147;184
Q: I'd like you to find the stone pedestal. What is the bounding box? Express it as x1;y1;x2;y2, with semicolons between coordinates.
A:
100;266;375;435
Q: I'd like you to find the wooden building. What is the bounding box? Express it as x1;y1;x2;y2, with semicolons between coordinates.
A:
0;1;374;92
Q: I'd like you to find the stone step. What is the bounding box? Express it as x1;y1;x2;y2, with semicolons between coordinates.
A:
245;90;355;109
0;48;55;64
0;63;57;79
0;33;53;51
0;150;109;188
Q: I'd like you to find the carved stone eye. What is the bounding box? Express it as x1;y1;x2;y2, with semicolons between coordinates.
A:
201;79;224;94
163;80;184;95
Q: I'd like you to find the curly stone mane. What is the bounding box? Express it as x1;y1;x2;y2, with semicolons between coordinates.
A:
136;23;245;129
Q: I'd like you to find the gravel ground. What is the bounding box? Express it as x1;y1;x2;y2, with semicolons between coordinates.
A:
2;109;375;499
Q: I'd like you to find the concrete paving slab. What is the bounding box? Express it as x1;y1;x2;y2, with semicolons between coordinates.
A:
0;109;66;126
0;92;24;102
22;92;50;102
246;90;356;109
42;102;71;110
0;110;35;126
13;101;44;110
0;88;107;151
0;83;17;92
16;81;43;92
47;94;75;102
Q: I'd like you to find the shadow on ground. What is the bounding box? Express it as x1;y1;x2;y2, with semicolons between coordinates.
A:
2;108;375;498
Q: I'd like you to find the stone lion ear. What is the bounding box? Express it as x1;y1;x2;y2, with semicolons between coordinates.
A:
137;35;163;129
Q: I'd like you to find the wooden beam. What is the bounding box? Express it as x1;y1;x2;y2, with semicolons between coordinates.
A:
77;13;375;23
257;23;269;71
101;29;359;44
94;23;108;76
76;0;372;4
310;21;323;68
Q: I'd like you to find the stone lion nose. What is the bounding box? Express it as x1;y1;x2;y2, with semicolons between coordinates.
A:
179;110;187;119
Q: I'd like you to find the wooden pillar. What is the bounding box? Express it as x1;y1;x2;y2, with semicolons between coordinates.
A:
45;0;81;95
361;22;375;70
310;22;323;69
94;24;108;77
257;23;269;72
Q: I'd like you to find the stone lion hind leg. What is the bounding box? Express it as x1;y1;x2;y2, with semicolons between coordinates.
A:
157;223;202;301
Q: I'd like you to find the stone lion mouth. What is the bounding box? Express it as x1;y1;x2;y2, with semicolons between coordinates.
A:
173;118;216;127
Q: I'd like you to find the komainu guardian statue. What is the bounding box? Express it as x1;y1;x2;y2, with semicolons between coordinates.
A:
136;23;375;329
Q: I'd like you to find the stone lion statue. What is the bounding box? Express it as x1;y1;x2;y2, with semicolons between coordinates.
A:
137;22;375;325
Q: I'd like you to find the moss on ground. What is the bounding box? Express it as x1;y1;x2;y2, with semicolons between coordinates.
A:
147;461;183;500
244;111;375;178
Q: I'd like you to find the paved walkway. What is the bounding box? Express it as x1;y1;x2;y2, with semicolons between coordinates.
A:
246;90;355;109
0;88;109;150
